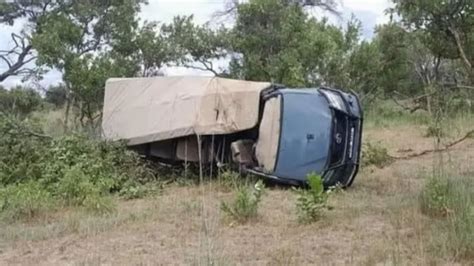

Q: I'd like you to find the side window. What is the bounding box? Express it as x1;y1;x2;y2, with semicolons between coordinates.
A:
255;95;282;173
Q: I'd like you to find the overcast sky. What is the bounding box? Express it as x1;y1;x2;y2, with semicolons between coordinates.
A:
0;0;392;88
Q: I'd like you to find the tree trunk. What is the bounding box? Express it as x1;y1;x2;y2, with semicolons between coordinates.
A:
425;86;432;116
448;26;473;79
64;96;71;132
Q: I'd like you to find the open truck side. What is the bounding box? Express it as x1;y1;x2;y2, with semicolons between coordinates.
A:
102;77;362;187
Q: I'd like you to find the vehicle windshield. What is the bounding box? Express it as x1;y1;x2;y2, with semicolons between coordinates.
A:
273;90;332;181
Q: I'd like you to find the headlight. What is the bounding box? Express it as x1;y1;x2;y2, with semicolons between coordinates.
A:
320;90;346;111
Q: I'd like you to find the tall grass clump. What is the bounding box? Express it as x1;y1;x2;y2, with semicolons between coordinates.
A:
221;180;265;223
420;175;473;260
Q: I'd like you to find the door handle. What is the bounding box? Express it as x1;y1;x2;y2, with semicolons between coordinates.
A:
306;133;314;141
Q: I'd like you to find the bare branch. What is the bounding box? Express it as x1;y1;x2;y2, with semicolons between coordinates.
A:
0;55;12;68
184;59;220;76
0;44;34;82
448;25;472;72
300;0;341;16
454;85;474;90
183;63;219;76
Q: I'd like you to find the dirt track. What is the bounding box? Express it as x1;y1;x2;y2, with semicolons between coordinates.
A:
1;125;473;265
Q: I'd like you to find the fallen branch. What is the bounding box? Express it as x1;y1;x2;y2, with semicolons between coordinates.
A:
390;129;474;160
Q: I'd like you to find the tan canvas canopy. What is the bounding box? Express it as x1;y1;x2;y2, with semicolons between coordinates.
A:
102;76;272;145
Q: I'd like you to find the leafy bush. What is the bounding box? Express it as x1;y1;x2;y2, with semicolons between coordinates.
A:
294;173;329;223
362;142;392;168
420;175;474;260
0;182;54;222
0;116;157;219
221;180;265;223
0;125;155;193
57;166;112;207
0;117;48;184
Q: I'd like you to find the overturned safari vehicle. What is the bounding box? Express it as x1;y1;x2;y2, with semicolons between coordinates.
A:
102;77;363;187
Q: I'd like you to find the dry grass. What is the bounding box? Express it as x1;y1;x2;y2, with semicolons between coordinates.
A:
1;118;473;265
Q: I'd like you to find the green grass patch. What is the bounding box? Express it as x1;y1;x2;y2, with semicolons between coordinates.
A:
365;100;431;128
0;181;55;222
420;175;474;260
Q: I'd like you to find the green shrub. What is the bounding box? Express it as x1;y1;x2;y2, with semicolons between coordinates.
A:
294;173;329;223
221;180;265;223
419;176;451;217
0;182;54;222
0;116;158;219
0;117;48;185
57;166;112;207
0;118;157;195
362;142;393;168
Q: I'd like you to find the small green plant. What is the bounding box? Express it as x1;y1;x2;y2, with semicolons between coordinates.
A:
294;173;329;223
0;181;54;222
419;176;451;217
362;142;392;168
221;180;265;223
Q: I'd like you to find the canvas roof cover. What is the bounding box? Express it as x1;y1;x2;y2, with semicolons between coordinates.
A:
102;76;272;145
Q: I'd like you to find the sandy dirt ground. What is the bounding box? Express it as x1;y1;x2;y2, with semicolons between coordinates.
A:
1;125;473;265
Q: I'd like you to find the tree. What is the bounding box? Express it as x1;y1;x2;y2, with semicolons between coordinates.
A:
346;40;381;99
30;0;145;129
226;0;348;87
135;21;172;77
45;84;67;108
392;0;474;82
375;23;420;96
0;0;54;82
162;16;230;76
